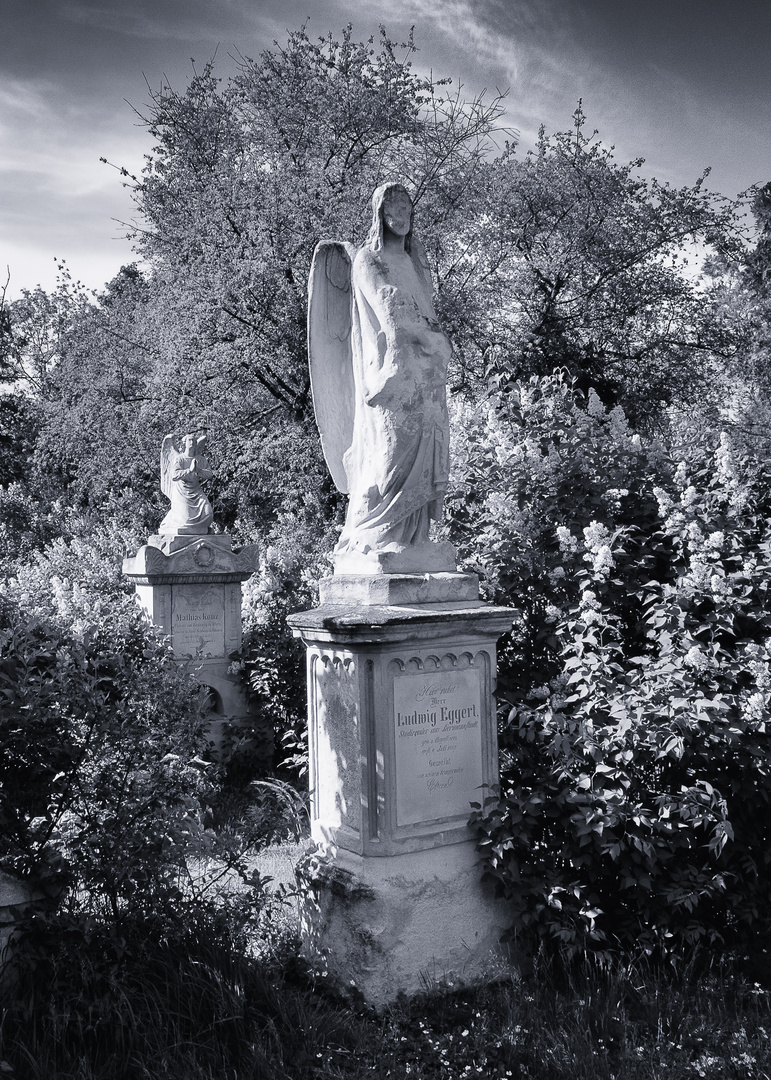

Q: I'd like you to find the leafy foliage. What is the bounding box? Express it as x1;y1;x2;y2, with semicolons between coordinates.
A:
8;34;743;540
447;371;665;697
236;510;337;782
454;374;771;955
0;521;282;932
129;27;505;417
438;107;744;423
0;559;208;909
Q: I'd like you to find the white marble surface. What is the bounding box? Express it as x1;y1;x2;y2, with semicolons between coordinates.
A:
159;433;214;535
309;183;455;575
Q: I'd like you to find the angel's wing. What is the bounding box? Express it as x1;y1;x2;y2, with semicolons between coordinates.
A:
307;240;357;494
160;435;177;501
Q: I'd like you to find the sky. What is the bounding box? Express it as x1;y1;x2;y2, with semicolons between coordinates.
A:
1;0;769;299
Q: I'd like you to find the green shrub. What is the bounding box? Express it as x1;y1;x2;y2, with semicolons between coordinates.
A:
237;505;337;783
0;591;216;908
453;373;771;956
0;522;280;918
447;371;668;700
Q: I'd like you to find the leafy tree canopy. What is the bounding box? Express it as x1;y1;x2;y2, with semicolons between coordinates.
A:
438;107;745;423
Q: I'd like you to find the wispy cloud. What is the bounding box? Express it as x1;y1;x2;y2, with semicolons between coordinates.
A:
348;0;606;142
0;75;146;196
0;70;144;295
61;0;286;44
346;0;738;187
2;0;767;297
0;77;59;123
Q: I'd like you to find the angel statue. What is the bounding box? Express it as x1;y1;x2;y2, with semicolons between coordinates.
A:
308;181;456;574
159;433;214;535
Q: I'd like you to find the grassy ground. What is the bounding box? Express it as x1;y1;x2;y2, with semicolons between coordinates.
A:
2;840;771;1079
3;935;770;1078
366;954;771;1079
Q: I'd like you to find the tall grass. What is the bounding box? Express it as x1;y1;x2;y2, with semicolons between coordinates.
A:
0;907;370;1080
3;916;771;1079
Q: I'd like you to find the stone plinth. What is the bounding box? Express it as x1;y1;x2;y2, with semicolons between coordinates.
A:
123;534;260;741
319;570;480;607
287;576;517;1005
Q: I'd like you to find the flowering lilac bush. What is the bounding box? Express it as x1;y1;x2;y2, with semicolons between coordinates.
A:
447;372;667;695
450;373;771;955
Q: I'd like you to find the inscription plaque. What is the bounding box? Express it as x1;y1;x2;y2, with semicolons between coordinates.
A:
171;585;225;658
394;667;483;827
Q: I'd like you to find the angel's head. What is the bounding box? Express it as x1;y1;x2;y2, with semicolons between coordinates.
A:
179;432;207;455
367;182;414;253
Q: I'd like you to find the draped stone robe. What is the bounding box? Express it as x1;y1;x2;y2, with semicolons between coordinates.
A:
334;243;452;558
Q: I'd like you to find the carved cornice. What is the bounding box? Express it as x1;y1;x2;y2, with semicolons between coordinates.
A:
288;602;518;646
123;536;258;583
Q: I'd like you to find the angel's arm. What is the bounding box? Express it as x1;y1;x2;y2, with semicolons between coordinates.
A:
193;449;214;480
171;462;197;482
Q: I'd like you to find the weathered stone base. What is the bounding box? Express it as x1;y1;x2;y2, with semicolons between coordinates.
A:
319;571;480;606
288;593;517;1005
332;540;457;577
298;839;513;1007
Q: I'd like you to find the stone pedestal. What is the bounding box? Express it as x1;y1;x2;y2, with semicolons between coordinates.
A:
123;533;260;745
287;572;516;1005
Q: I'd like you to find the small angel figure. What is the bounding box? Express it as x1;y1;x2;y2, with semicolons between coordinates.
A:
159;433;214;535
308;182;454;573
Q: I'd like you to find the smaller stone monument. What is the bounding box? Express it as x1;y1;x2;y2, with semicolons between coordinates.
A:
123;433;260;744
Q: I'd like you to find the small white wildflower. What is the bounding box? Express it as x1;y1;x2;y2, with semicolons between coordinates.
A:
601;487;629;512
710;574;728;596
716;433;737;483
583;521;611;551
684;646;712;671
587;388;605;418
748;660;771;690
581;589;601;610
556;526;579;554
687;560;712;589
591;544;614;577
686;521;704;545
486;492;517;518
743;692;768;722
707;531;725;551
